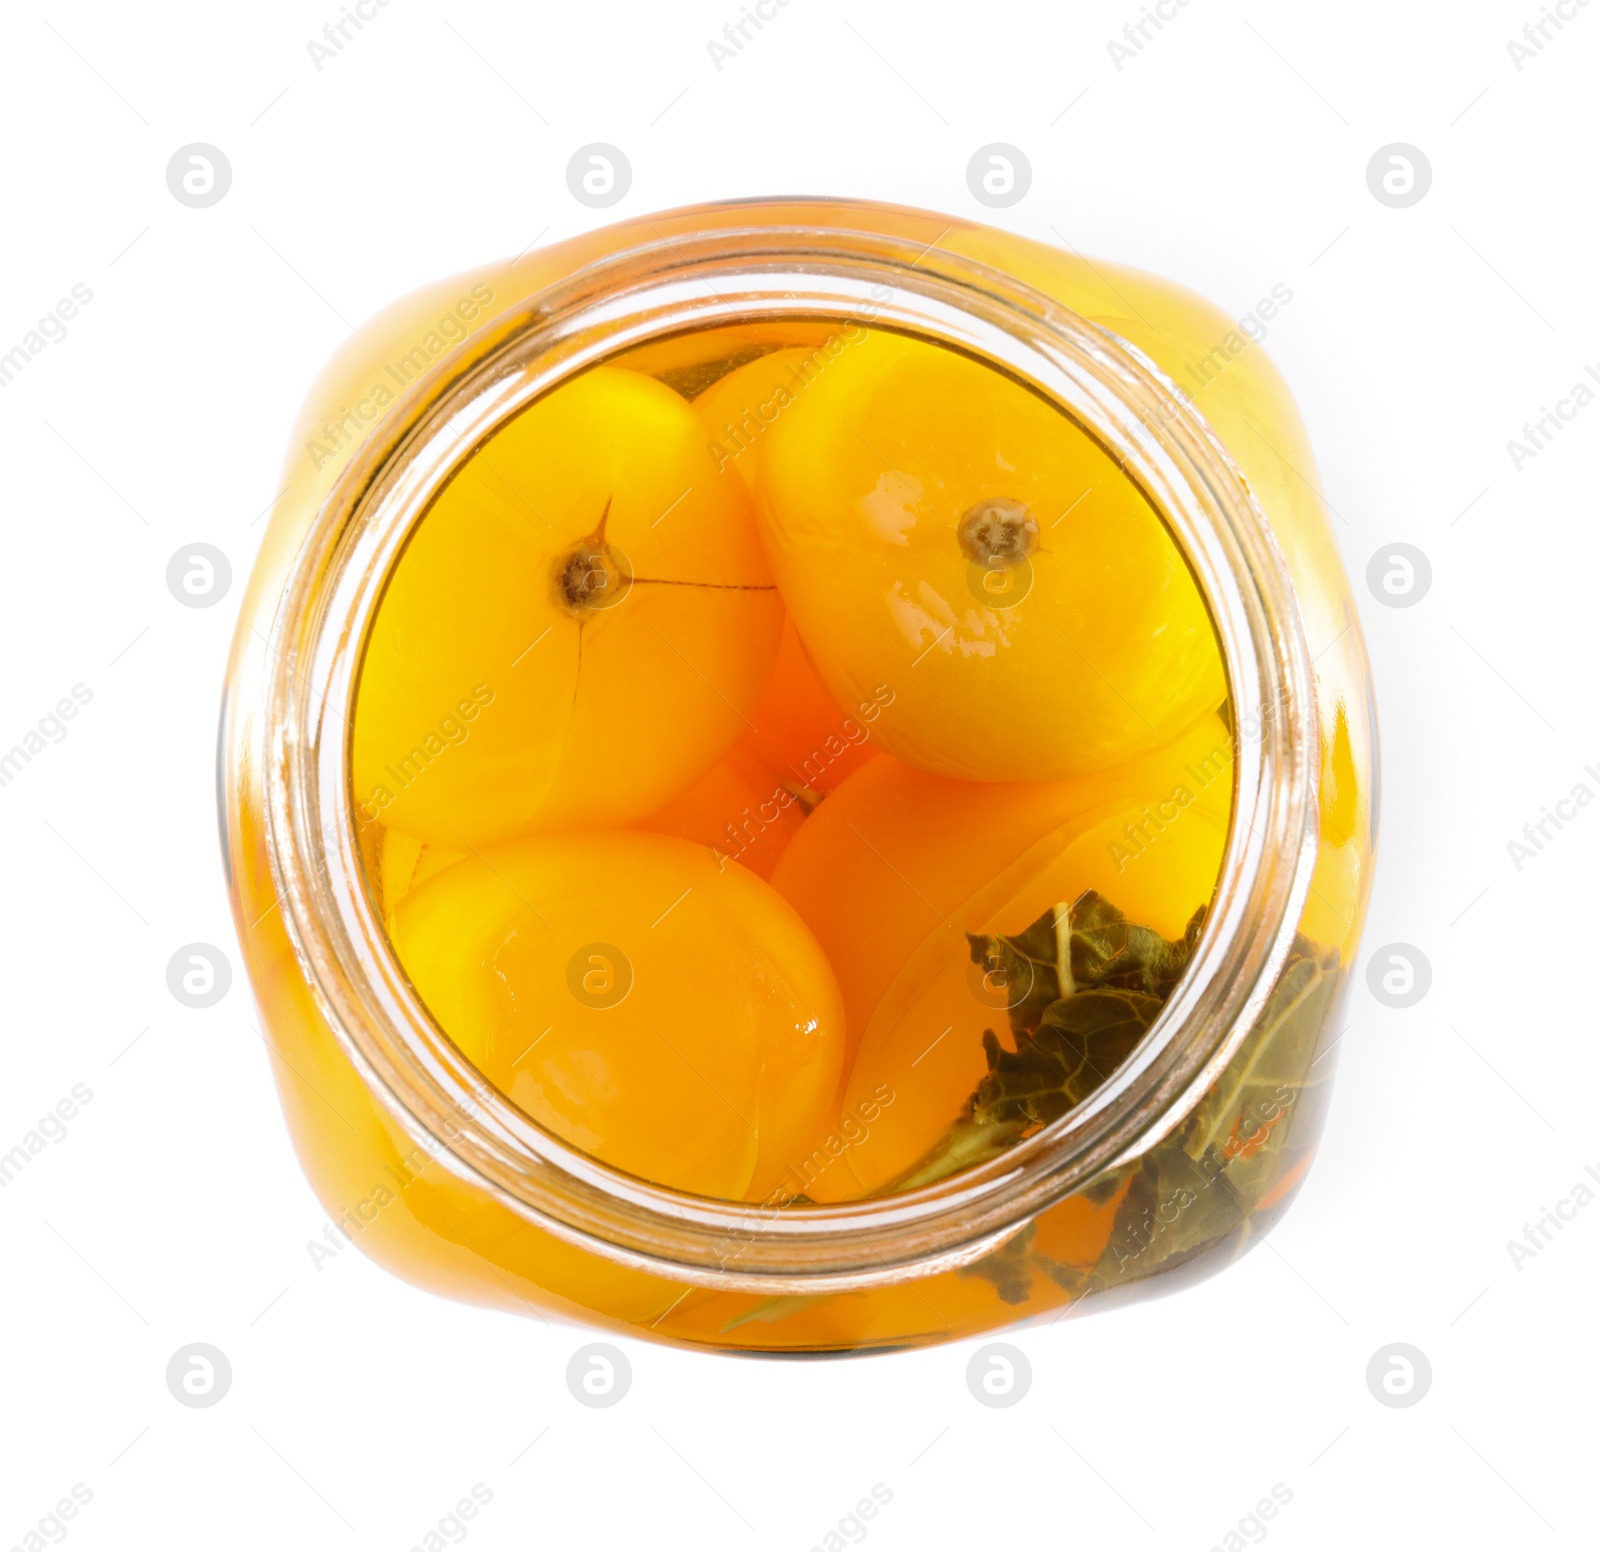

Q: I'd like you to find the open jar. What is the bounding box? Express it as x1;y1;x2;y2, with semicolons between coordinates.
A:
220;198;1375;1352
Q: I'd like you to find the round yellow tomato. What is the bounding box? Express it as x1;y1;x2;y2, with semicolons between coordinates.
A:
353;365;782;849
391;831;845;1202
770;710;1234;1194
756;328;1226;782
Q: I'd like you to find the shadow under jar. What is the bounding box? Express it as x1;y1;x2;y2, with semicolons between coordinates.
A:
220;199;1376;1354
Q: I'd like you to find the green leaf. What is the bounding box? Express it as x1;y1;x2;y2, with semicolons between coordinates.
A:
958;1222;1040;1306
1083;934;1345;1294
1183;937;1340;1167
1086;1145;1251;1292
873;890;1343;1309
881;892;1203;1194
1048;891;1204;1001
718;1293;834;1334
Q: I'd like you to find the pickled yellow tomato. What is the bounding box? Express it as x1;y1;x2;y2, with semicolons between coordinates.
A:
694;345;842;493
771;711;1233;1194
756;329;1225;782
353;365;782;849
392;832;846;1201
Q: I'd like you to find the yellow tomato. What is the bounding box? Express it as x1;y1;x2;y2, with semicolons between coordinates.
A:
757;328;1226;782
744;617;880;799
694;341;859;492
769;711;1234;1193
692;344;889;796
391;831;845;1202
376;826;463;936
353;365;782;849
613;322;845;410
636;738;806;879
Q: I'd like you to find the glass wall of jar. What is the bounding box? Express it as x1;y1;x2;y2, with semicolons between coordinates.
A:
220;200;1375;1353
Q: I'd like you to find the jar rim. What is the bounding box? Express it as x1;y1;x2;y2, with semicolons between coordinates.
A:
260;203;1321;1293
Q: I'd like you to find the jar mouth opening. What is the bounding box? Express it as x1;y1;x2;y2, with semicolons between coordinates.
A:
262;209;1320;1293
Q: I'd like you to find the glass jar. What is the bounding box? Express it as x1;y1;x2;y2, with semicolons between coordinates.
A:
220;198;1375;1352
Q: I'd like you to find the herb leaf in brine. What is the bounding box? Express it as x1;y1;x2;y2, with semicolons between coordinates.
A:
1085;934;1343;1291
884;891;1203;1193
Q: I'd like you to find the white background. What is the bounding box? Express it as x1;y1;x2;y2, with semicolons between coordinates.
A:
1;1;1594;1548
